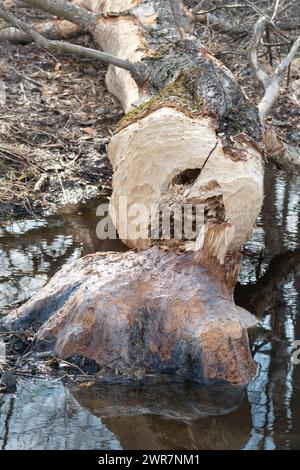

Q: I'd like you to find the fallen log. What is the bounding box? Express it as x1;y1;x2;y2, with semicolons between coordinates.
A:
3;0;266;385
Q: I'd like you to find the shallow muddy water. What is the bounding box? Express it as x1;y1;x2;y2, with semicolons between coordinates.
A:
0;167;300;450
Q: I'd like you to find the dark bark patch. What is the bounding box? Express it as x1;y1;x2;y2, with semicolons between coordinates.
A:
172;168;201;185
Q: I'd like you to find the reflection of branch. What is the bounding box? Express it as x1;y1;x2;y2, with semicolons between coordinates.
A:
235;249;300;318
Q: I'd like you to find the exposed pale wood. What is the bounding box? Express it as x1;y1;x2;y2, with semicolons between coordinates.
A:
110;108;263;251
263;127;300;170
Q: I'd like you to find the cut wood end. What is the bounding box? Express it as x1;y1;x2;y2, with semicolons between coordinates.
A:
108;107;264;254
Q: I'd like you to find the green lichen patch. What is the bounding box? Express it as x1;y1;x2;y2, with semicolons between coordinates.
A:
117;67;209;131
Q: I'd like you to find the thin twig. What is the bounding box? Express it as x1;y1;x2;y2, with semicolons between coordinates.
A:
192;0;211;15
194;4;246;15
0;6;147;81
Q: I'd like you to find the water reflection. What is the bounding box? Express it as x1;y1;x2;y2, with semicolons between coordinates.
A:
0;380;121;450
0;200;126;315
70;382;251;450
239;168;300;450
0;166;299;450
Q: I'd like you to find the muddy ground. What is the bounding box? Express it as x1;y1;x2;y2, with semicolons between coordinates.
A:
0;30;120;221
0;1;299;223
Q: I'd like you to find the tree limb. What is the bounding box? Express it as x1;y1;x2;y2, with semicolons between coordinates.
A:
257;33;300;122
192;0;295;39
249;16;270;89
0;18;82;43
270;0;281;22
22;0;98;31
0;6;146;81
192;0;243;36
196;4;247;15
274;35;300;78
262;126;300;171
249;12;300;123
248;13;300;169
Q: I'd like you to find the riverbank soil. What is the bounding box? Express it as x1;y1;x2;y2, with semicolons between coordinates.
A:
0;32;118;221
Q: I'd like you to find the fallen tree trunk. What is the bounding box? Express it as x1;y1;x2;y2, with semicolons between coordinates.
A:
3;0;266;385
76;0;264;252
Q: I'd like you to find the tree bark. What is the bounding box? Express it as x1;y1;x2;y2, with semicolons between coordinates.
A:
2;0;266;385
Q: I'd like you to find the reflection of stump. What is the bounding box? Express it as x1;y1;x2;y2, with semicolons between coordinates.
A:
71;381;252;450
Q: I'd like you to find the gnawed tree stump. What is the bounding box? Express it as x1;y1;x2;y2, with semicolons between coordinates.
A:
5;246;256;385
2;0;266;385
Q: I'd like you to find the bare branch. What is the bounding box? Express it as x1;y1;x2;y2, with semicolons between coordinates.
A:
0;17;82;43
245;0;293;42
258;34;300;122
22;0;97;31
192;1;245;36
245;0;268;19
279;0;298;15
0;6;146;81
275;35;300;77
249;14;300;122
249;16;270;88
270;0;281;22
196;4;246;15
194;11;235;35
263;126;300;170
